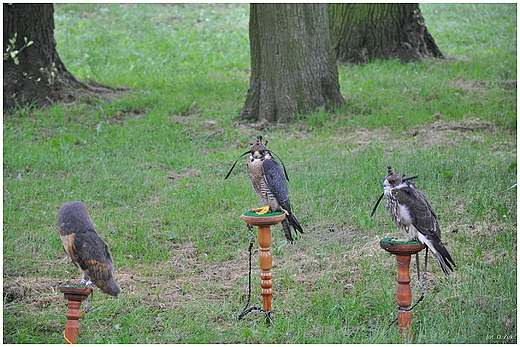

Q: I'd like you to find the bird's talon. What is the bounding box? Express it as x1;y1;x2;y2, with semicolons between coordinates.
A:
251;206;270;215
80;279;92;286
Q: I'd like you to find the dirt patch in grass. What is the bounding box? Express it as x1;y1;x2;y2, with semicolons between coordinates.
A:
3;276;68;309
111;241;252;308
327;118;505;153
454;79;517;93
405;118;498;148
419;117;496;135
3;238;248;310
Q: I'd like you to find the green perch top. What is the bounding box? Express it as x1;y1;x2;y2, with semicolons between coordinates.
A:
60;285;89;288
243;211;285;217
380;237;422;245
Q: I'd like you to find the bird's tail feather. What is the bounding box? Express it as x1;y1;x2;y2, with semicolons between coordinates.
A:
92;277;121;296
418;233;456;276
431;242;456;275
287;211;303;234
281;219;294;242
281;211;303;243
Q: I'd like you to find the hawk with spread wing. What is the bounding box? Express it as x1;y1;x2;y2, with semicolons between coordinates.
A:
58;201;120;296
381;167;456;275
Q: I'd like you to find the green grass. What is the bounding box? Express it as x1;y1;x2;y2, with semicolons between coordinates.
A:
3;3;516;344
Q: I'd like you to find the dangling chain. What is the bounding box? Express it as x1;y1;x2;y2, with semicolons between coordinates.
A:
82;292;93;314
387;253;427;328
237;224;272;324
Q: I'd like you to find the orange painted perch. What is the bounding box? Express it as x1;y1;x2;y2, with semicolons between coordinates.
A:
380;238;425;342
59;286;92;344
241;211;286;313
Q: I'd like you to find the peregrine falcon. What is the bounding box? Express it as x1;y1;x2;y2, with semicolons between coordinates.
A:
58;201;121;296
225;136;303;242
379;167;456;275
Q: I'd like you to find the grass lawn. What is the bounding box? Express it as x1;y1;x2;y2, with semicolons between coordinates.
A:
3;3;516;344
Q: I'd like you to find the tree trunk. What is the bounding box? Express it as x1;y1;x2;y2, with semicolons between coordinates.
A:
3;3;87;111
241;4;344;123
329;3;443;64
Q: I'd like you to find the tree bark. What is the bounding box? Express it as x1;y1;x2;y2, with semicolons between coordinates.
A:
329;3;443;64
241;4;344;123
3;3;87;111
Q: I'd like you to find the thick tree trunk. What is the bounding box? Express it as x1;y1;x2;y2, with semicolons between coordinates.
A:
329;3;443;64
241;4;344;123
3;4;87;111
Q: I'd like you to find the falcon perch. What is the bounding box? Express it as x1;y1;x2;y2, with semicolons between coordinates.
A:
381;167;456;275
58;201;121;296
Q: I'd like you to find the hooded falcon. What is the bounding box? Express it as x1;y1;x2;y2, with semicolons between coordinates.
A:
58;201;121;296
247;136;303;242
381;167;456;275
225;135;303;242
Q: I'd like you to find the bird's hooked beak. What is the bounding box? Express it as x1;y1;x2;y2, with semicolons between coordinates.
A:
252;150;263;159
382;179;390;188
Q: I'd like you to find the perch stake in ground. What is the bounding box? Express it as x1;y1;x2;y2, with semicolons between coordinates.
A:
380;238;426;342
59;286;92;344
241;211;286;314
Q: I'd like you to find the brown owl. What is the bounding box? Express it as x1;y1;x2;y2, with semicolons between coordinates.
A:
58;201;120;296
